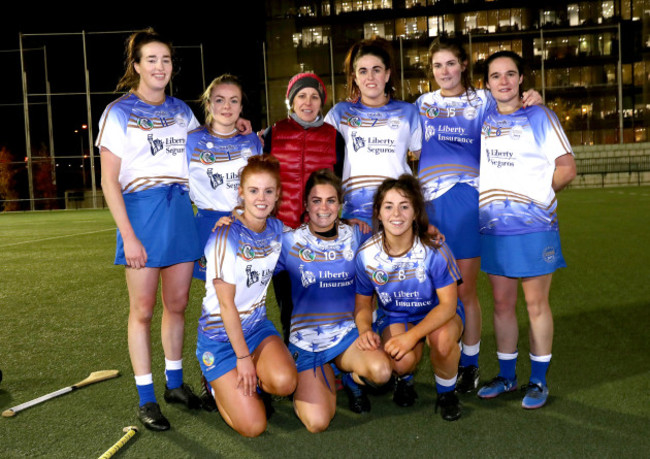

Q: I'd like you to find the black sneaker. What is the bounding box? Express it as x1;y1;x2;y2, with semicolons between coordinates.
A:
259;390;275;420
199;377;218;413
455;365;479;393
137;402;170;431
164;383;201;410
393;376;418;407
342;374;370;414
436;391;462;421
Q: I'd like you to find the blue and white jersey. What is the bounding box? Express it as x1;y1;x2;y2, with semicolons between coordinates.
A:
324;99;422;221
415;89;495;201
96;93;200;193
276;223;369;352
355;235;461;323
198;217;283;341
479;105;573;236
186;127;262;211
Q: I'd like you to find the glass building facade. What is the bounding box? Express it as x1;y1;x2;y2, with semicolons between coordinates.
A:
264;0;650;145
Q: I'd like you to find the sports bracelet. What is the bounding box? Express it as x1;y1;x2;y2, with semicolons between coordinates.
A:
237;353;251;360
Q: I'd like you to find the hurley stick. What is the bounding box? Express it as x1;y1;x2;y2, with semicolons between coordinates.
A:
2;370;120;417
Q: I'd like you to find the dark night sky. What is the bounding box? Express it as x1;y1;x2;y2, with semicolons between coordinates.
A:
0;6;267;170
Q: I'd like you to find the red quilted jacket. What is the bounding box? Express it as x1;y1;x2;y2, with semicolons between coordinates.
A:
270;117;338;229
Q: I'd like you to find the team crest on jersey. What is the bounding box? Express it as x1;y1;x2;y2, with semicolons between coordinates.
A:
240;245;255;261
463;106;478;120
542;246;556;263
207;168;224;189
299;248;316;262
388;117;400;129
351;132;366;152
174;113;187;127
426;106;439;119
245;265;260;287
378;291;392;305
198;256;207;269
241;147;253;159
343;248;354;261
137;117;154;130
372;269;389;285
147;134;164;156
510;125;523;140
202;351;215;367
416;266;426;282
270;240;282;253
199;151;217;165
425;124;436;142
299;264;316;287
348;116;362;127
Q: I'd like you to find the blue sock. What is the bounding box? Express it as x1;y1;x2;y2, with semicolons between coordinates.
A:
165;358;183;389
342;373;362;396
529;354;551;386
435;375;456;394
497;351;518;381
165;369;183;390
399;373;414;383
460;342;480;367
136;383;156;406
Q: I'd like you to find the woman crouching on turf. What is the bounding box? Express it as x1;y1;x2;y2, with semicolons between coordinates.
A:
196;155;297;437
354;175;465;421
275;169;391;431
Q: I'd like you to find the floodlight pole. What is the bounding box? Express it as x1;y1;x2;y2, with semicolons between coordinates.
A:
44;45;57;186
263;41;270;127
19;33;35;211
81;31;98;208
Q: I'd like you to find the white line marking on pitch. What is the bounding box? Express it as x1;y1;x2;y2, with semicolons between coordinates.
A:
0;228;115;248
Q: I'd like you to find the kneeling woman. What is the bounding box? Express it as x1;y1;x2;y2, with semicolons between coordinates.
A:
276;169;391;432
354;175;465;421
196;155;297;437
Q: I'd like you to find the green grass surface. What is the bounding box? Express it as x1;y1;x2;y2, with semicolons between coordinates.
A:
1;187;649;458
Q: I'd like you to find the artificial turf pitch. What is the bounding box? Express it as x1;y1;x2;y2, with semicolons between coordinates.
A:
0;186;648;458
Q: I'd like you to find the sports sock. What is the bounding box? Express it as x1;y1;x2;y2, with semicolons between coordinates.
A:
460;341;480;367
342;372;362;396
496;351;518;381
435;374;457;394
398;373;414;383
135;373;156;406
165;358;183;390
529;353;552;386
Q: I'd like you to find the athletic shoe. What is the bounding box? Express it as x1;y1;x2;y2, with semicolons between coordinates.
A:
393;376;418;407
198;377;218;413
164;383;202;410
435;391;462;421
259;390;275;419
477;376;518;399
521;382;549;409
137;402;170;431
342;373;370;413
455;365;479;393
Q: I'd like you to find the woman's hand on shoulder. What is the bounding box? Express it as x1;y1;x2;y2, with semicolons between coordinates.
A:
344;218;372;234
212;215;234;232
522;89;543;108
356;330;381;351
427;224;445;248
236;355;257;397
236;118;253;135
